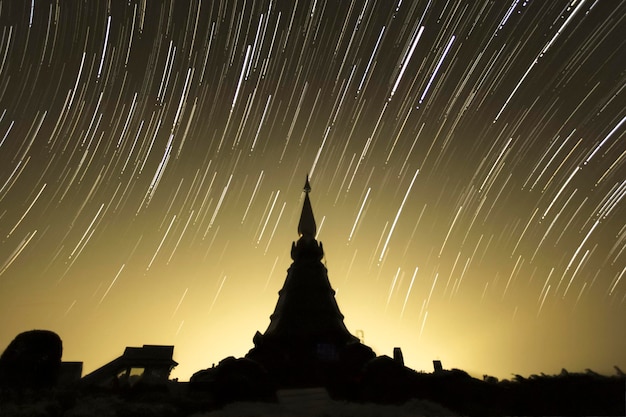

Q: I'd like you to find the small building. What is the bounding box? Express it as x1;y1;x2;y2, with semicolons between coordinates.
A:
82;345;177;388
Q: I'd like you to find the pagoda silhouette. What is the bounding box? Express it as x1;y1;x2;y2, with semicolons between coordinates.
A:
190;177;377;398
245;176;374;388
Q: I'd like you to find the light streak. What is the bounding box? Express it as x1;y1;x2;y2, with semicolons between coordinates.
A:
584;115;626;164
208;174;233;229
242;171;265;224
147;215;177;271
419;35;455;104
439;205;462;257
386;267;402;310
232;45;252;109
0;230;38;277
172;288;189;319
257;190;280;245
209;275;227;313
418;311;428;341
390;26;424;98
348;187;370;242
7;183;46;238
264;202;287;254
401;267;418;317
379;168;419;262
99;264;125;305
96;15;111;78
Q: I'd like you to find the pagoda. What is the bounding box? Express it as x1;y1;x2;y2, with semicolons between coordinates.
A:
246;176;374;388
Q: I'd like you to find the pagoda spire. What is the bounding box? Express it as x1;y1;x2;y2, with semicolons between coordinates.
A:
297;175;316;241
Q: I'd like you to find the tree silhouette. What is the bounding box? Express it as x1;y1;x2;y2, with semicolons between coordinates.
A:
0;330;63;390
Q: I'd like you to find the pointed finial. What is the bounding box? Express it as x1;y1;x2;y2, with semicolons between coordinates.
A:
298;175;316;239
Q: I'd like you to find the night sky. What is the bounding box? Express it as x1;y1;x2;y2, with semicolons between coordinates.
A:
0;0;624;382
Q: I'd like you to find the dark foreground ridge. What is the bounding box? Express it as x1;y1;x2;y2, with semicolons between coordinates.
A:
1;179;624;416
1;335;624;417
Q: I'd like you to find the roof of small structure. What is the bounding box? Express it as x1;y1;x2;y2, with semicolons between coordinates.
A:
81;345;177;385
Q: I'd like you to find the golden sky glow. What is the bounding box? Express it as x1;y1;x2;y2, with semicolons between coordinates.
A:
0;0;624;381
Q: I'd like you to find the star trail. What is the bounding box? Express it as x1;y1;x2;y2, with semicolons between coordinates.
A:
0;0;624;381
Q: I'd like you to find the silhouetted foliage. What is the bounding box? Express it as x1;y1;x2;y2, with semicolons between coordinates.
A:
0;327;623;416
0;330;63;391
190;357;276;406
405;368;626;416
0;363;623;416
359;355;417;404
482;374;498;383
